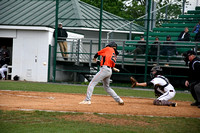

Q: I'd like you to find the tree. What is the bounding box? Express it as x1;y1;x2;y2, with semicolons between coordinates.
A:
80;0;127;18
122;0;146;26
80;0;183;27
155;0;182;26
156;0;182;19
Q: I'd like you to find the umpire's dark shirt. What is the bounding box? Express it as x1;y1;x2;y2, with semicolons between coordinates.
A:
188;57;200;82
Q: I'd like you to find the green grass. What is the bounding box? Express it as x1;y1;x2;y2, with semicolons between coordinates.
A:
0;110;200;133
0;81;194;102
0;81;198;133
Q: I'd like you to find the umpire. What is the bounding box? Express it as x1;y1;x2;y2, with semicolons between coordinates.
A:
184;50;200;108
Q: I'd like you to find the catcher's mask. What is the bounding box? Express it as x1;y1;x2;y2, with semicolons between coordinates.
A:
182;50;196;66
150;66;162;78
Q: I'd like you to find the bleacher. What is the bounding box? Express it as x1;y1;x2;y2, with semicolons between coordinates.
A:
117;6;200;67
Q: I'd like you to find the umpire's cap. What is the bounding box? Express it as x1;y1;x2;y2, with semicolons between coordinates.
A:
186;50;196;56
106;42;118;49
182;50;196;65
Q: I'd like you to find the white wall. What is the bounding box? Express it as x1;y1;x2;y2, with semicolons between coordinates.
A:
12;30;52;82
0;26;85;82
0;26;54;82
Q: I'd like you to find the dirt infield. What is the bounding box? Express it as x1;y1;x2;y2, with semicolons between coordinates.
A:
0;90;200;118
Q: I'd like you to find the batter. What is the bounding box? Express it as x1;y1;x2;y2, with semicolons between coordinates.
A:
79;42;124;105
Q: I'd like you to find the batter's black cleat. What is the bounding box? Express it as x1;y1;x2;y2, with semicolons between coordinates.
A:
171;102;177;107
191;102;199;106
198;105;200;108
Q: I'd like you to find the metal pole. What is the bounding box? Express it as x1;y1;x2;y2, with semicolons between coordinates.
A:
89;40;92;67
77;39;80;65
53;0;59;82
48;45;51;82
151;1;156;30
165;5;168;20
157;42;160;65
98;0;103;51
182;0;185;14
97;0;103;72
144;0;151;82
145;0;148;29
129;22;132;40
71;40;74;61
195;43;198;54
122;41;125;69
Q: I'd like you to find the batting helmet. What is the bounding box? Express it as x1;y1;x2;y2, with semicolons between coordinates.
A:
150;66;163;78
106;42;118;49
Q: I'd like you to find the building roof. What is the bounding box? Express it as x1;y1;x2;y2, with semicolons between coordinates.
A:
0;0;145;33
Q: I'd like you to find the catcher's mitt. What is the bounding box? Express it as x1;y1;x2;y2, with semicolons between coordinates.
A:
130;77;137;88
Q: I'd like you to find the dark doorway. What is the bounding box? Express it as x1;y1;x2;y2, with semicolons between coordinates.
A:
0;37;13;65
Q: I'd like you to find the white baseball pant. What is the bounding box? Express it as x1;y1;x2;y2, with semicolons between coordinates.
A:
85;65;121;102
0;67;8;79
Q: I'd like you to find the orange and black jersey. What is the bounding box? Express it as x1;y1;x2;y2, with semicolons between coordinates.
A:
94;47;117;68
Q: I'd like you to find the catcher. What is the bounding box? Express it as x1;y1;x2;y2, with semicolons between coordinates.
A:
130;66;177;107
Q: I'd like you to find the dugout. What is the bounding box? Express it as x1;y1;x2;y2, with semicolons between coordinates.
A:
0;25;84;82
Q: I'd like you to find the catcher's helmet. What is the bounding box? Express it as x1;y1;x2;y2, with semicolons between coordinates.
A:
106;42;118;49
150;66;162;78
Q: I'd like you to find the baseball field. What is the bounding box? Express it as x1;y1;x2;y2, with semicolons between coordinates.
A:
0;81;200;133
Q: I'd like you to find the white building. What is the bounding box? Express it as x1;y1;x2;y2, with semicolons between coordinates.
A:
0;25;84;82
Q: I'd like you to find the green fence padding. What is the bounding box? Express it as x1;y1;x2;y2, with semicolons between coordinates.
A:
177;48;191;54
134;36;195;41
117;46;136;51
153;28;193;32
187;10;200;14
195;6;200;10
179;14;200;18
144;32;196;37
162;23;195;28
170;19;199;22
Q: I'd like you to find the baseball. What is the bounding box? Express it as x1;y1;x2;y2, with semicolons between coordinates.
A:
43;62;47;66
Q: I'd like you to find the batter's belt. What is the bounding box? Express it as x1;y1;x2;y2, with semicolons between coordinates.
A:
101;65;111;68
